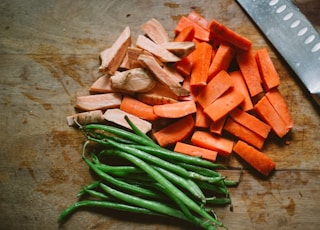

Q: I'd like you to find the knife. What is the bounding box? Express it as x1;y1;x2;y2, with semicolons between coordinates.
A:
236;0;320;107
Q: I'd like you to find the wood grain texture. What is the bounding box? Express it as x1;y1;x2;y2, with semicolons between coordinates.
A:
0;0;319;229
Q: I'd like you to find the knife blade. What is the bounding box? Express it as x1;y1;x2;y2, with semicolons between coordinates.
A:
236;0;320;107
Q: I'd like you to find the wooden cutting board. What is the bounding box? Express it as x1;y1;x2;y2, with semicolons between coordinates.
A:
0;0;319;229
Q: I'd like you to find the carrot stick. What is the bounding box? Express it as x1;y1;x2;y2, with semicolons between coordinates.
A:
196;70;234;109
153;114;194;147
254;95;290;138
187;11;209;28
175;16;211;42
153;100;197;119
255;48;280;91
229;108;271;139
195;104;211;128
191;131;234;157
229;70;253;111
266;88;294;129
209;116;227;135
236;48;263;97
204;87;245;123
233;140;276;177
224;117;266;150
209;19;252;51
208;42;235;81
175;55;193;77
174;25;195;42
190;42;213;89
174;142;218;162
120;96;159;121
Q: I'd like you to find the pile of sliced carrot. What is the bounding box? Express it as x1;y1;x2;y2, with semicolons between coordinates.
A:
67;11;294;177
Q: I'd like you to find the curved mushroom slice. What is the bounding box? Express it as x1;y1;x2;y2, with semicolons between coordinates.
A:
75;93;122;111
136;35;180;63
110;68;156;93
141;18;169;44
138;54;189;97
99;26;131;75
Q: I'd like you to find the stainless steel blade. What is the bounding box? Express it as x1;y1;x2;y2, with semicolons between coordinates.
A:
237;0;320;107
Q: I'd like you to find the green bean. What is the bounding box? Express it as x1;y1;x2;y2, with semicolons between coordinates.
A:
57;199;161;223
82;144;164;200
152;165;206;203
77;180;101;197
102;140;225;183
196;181;228;195
178;162;222;177
82;187;110;200
124;115;155;144
101;148;224;227
206;197;232;206
131;144;222;169
84;123;158;147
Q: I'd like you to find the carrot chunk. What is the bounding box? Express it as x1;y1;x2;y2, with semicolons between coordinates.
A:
175;16;211;42
196;70;234;109
209;19;252;51
195;104;211;128
153;115;194;147
187;11;209;28
191;131;234;157
229;108;271;139
255;48;280;91
208;42;235;81
190;42;213;88
153;100;197;119
204;87;245;123
174;142;218;162
209;116;227;135
120;96;159;121
233;140;276;177
236;48;263;97
174;25;195;42
229;70;253;111
266;88;294;129
224;117;266;150
254;95;290;138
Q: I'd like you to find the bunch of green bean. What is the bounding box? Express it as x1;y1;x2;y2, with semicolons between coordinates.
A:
58;116;238;229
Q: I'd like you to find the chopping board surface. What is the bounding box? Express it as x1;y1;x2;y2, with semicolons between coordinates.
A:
0;0;319;229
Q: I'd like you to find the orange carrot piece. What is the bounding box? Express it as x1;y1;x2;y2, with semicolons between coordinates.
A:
153;100;197;119
190;42;213;88
174;25;195;42
208;42;235;81
209;116;227;135
204;87;245;122
229;70;253;111
255;48;280;91
175;55;193;77
153;115;194;147
266;88;294;129
191;131;234;157
187;11;209;28
195;104;211;128
233;140;276;177
196;70;234;109
236;48;263;97
175;16;211;42
254;95;290;138
224;117;266;150
174;142;218;162
229;108;271;139
209;19;252;51
120;96;159;121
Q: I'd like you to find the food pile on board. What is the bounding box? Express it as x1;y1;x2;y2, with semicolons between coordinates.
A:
60;11;293;229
